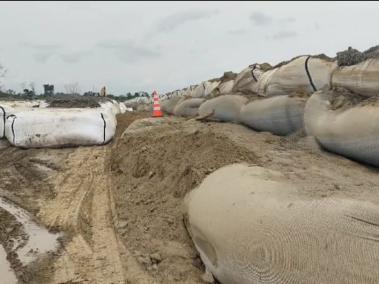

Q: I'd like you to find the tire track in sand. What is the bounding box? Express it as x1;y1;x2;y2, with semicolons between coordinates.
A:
38;146;127;283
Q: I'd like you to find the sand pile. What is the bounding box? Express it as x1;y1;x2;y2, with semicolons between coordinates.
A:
110;117;258;283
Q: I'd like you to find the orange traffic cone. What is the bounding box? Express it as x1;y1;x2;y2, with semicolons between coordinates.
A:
152;90;163;117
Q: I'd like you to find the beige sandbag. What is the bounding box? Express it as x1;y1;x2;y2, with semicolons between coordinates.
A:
161;96;182;115
304;89;379;166
216;80;234;95
184;163;379;284
136;104;153;112
239;95;306;135
232;64;266;94
191;83;205;98
198;95;248;122
204;81;220;96
173;98;205;117
257;56;337;97
332;58;379;97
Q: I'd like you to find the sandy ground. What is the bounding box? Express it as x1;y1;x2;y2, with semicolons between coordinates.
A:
0;111;379;283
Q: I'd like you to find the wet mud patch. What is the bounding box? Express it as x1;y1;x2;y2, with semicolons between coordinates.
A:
0;197;62;283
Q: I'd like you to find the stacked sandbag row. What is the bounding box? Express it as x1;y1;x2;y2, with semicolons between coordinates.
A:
161;93;306;136
163;50;379;167
184;164;379;283
161;55;337;135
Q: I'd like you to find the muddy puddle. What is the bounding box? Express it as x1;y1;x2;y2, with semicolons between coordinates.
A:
0;197;60;265
0;244;17;283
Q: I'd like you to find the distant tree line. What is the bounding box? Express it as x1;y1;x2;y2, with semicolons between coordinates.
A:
0;64;152;102
0;89;152;102
83;91;151;102
0;84;151;102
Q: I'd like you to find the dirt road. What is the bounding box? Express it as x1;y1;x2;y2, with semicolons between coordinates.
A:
0;112;155;283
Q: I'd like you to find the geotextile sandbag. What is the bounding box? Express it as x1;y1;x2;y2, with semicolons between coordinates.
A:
119;102;127;114
204;81;220;97
161;96;183;115
304;89;379;166
4;108;116;148
216;80;234;95
0;105;5;139
232;65;265;94
198;95;248;122
0;105;14;139
332;58;379;97
173;98;205;117
184;163;379;284
257;56;337;97
239;95;306;135
191;84;205;98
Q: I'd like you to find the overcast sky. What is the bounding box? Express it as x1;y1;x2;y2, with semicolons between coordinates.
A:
0;1;378;95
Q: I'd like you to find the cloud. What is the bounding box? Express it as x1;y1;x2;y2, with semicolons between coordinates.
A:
59;50;91;63
227;29;248;35
21;42;62;63
153;9;218;34
21;42;61;50
33;52;55;63
250;13;296;26
250;11;272;26
280;17;296;23
96;40;160;63
271;30;298;40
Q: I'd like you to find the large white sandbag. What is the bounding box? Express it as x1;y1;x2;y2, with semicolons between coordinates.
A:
191;84;205;98
232;64;266;94
257;56;337;97
204;81;220;97
332;58;379;97
255;68;278;96
173;98;205;117
239;95;306;135
0;105;15;139
198;95;248;122
111;100;122;114
0;105;5;139
100;101;121;115
161;96;183;115
216;80;234;95
304;90;379;166
119;102;127;114
184;164;379;284
5;108;116;148
178;86;194;97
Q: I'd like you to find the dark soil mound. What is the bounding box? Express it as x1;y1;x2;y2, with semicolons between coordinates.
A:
47;95;109;108
336;45;379;66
